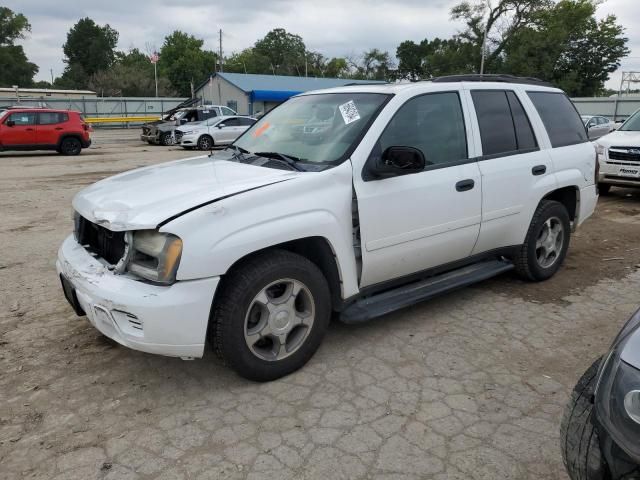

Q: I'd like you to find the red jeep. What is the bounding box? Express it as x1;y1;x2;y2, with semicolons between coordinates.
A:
0;107;92;155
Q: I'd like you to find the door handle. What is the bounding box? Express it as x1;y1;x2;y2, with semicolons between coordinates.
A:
455;179;475;192
532;165;547;176
55;127;64;130
26;128;34;131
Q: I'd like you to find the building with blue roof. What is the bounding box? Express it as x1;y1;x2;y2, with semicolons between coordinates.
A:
194;72;384;115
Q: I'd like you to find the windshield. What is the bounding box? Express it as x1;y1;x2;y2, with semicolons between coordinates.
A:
620;110;640;131
234;93;390;164
167;110;186;121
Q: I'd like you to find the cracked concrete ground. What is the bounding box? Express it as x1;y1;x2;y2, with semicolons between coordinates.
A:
1;130;640;479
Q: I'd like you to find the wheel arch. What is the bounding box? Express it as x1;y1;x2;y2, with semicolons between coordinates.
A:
56;133;83;149
217;236;343;311
541;185;579;223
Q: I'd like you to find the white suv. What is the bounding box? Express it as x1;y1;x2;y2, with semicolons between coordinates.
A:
595;108;640;194
57;75;598;381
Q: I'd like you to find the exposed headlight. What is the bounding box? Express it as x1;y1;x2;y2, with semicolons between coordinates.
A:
595;308;640;460
594;143;606;156
181;130;194;135
126;230;183;285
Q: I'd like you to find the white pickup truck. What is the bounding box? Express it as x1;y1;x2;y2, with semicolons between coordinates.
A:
57;75;598;381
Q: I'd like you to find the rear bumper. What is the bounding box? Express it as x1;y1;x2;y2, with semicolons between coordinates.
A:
56;235;219;358
577;184;598;227
81;138;92;148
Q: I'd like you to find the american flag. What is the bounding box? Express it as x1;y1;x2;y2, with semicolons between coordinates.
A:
149;52;159;64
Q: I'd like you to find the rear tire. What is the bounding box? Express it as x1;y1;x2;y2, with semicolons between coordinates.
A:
197;135;214;150
514;200;571;281
211;250;331;382
59;137;82;156
560;358;609;480
598;184;611;195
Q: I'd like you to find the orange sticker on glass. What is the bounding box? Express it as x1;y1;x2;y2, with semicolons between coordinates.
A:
253;122;270;138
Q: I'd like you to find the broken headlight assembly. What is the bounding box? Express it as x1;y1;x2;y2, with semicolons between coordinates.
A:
595;308;640;461
125;230;183;285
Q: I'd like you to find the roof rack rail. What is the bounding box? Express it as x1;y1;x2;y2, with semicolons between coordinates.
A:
343;82;389;86
432;74;552;87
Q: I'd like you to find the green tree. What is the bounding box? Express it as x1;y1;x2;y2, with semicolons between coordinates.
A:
254;28;306;75
159;31;217;96
396;38;478;80
88;48;175;96
348;49;394;80
0;7;38;86
451;0;551;73
59;18;119;88
503;0;629;95
225;48;271;74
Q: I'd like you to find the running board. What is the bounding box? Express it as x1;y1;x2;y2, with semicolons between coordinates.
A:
340;259;514;324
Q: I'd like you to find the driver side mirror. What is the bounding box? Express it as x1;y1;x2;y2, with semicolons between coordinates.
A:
367;146;426;179
179;119;188;125
217;124;226;129
6;120;15;127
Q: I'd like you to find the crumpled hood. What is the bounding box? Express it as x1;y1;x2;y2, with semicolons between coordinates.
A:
596;129;640;147
73;155;298;231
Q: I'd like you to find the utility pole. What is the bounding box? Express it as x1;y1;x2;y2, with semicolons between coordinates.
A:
50;69;54;85
480;0;491;75
219;29;223;73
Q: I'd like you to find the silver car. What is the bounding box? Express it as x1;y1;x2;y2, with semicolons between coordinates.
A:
176;115;256;150
582;115;614;140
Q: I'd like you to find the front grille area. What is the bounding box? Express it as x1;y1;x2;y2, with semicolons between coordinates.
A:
142;126;150;135
74;214;126;265
608;147;640;163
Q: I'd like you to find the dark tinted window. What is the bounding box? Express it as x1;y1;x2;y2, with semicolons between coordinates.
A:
471;91;517;156
39;112;68;124
238;117;256;126
377;92;467;167
6;112;36;125
506;91;537;150
527;92;588;147
222;118;240;127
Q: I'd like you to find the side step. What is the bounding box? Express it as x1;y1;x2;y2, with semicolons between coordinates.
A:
340;259;514;324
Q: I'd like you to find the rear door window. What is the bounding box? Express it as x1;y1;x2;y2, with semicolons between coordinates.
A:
38;112;68;124
527;91;588;147
471;91;518;156
506;91;537;151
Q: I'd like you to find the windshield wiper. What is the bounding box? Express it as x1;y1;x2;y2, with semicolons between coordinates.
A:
253;151;305;171
224;144;250;161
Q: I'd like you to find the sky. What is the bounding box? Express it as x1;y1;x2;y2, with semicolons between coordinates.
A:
6;0;640;91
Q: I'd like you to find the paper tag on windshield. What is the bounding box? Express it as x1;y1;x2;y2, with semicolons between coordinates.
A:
339;100;361;125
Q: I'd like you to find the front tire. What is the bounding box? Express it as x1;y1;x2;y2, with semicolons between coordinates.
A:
514;200;571;281
160;132;174;146
211;250;331;382
197;135;214;150
59;137;82;156
560;358;609;480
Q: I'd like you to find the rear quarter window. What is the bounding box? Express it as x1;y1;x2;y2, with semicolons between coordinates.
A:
527;92;588;148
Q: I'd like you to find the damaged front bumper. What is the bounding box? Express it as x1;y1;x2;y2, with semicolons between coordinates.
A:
56;235;219;358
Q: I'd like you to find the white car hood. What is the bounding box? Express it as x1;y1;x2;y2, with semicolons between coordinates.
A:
596;129;640;147
73;155;298;231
